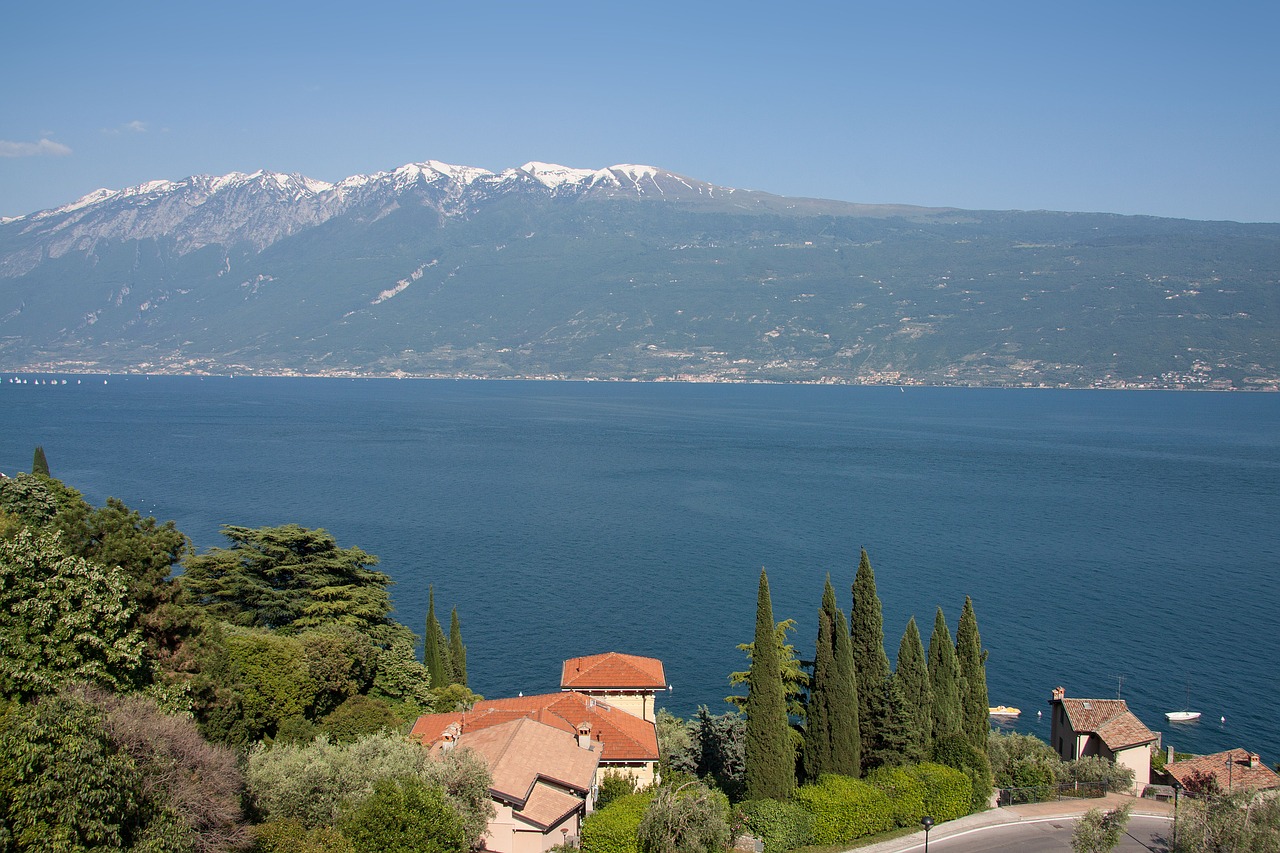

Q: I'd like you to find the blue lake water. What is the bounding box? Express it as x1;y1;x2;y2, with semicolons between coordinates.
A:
2;376;1277;763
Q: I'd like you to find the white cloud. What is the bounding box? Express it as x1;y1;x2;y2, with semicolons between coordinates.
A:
125;120;148;133
101;120;149;136
0;138;73;157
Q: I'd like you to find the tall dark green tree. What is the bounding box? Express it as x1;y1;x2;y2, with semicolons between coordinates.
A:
955;596;989;750
864;673;915;770
850;548;890;767
744;569;794;800
895;616;933;762
803;576;860;781
182;525;401;642
423;586;451;688
32;445;50;477
448;607;467;687
927;607;963;745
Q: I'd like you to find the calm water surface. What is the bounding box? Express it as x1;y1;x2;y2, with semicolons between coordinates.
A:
3;376;1277;762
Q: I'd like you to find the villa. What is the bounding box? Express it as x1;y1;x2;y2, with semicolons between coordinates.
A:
1047;686;1158;794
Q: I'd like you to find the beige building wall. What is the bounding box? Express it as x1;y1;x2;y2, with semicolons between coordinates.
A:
1114;745;1151;794
485;802;586;853
575;690;655;722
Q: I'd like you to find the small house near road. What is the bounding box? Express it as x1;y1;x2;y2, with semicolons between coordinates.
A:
1165;748;1280;796
1048;686;1159;794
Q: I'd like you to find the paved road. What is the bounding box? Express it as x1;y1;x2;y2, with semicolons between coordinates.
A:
852;794;1175;853
886;814;1171;852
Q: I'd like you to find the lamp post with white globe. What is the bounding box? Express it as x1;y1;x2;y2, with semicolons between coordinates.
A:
921;816;934;852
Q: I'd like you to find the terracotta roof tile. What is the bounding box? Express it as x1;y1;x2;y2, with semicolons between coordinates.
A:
1167;749;1280;794
413;692;659;764
458;717;598;802
561;653;666;691
1059;698;1157;750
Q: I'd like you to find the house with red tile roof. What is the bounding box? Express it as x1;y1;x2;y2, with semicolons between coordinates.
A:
413;690;661;789
561;652;667;723
423;717;600;853
1048;686;1159;794
1164;748;1280;796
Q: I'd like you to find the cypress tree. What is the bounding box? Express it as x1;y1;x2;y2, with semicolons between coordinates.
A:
829;579;861;777
31;446;50;477
804;577;859;780
448;607;467;686
895;616;933;762
424;586;451;688
927;607;963;746
850;548;890;767
745;568;794;800
865;673;915;769
955;596;989;750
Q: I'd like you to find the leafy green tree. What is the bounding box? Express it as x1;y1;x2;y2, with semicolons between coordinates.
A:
804;576;860;781
744;569;795;801
1062;755;1134;794
895;617;933;761
0;528;144;700
637;781;731;853
339;775;467;853
424;586;451;688
927;607;963;743
183;524;401;640
850;548;890;768
371;637;434;708
1072;802;1131;853
987;731;1063;802
198;628;316;744
656;709;696;776
1172;788;1280;852
448;607;467;686
955;596;989;750
932;733;993;812
254;819;354;853
31;446;50;477
320;694;403;743
418;746;497;850
299;629;378;718
597;771;641;811
0;693;180;852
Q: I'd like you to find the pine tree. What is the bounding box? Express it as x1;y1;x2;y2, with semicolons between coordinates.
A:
955;596;989;750
850;548;890;767
804;576;860;781
31;446;50;477
829;579;861;777
927;607;963;746
745;569;794;800
424;586;451;688
895;616;933;762
448;607;467;687
802;588;835;782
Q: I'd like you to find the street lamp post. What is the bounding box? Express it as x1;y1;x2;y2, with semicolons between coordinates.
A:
921;816;934;852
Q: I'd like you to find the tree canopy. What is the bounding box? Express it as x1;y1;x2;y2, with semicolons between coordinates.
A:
744;569;795;800
183;524;403;641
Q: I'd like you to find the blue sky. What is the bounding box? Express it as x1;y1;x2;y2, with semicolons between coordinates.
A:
3;1;1278;222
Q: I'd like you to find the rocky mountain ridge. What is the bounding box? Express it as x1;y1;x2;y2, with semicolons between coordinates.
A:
2;160;1278;389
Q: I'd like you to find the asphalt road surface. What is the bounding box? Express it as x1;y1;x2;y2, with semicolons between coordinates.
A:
893;814;1172;852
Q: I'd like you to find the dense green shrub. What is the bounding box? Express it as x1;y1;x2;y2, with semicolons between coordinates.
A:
581;792;654;853
737;798;814;852
320;694;402;743
904;762;971;822
339;776;466;853
637;782;730;853
1063;755;1134;794
987;730;1063;803
793;774;894;844
932;733;992;811
865;765;926;827
596;771;641;811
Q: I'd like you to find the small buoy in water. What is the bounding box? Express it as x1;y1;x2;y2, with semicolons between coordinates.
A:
1037;710;1042;717
1221;716;1226;723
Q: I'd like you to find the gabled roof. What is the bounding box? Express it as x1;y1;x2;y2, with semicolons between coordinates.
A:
412;691;659;764
1166;749;1280;794
415;717;599;832
561;652;666;691
1056;697;1157;750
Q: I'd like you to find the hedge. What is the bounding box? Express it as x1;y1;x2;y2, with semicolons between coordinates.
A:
865;766;926;828
904;762;971;822
581;792;654;853
737;799;814;853
793;774;894;845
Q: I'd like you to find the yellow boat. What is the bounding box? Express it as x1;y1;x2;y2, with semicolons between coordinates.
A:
988;705;1021;717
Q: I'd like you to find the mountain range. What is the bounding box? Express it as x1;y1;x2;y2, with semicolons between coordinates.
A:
2;160;1278;389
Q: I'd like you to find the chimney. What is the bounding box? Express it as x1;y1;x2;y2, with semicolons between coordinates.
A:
441;723;461;752
577;722;593;750
1249;753;1261;768
1167;745;1175;765
1051;686;1065;702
